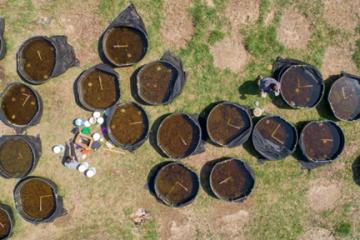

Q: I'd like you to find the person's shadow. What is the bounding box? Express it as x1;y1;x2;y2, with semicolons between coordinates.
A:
238;80;259;100
352;156;360;186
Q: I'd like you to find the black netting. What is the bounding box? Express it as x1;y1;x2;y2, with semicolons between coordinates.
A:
106;101;149;152
0;82;43;134
0;17;5;60
0;135;42;179
74;63;120;111
99;4;148;67
13;176;66;224
133;52;186;105
17;36;79;85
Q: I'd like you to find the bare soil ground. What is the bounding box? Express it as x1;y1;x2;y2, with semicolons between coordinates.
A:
299;227;335;240
210;33;250;72
277;9;311;49
323;0;360;32
160;0;194;49
225;0;260;30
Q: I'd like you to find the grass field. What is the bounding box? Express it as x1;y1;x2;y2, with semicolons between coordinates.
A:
0;0;359;239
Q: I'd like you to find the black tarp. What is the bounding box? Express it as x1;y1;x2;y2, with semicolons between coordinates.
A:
17;36;79;85
99;4;148;67
132;52;186;105
0;17;6;60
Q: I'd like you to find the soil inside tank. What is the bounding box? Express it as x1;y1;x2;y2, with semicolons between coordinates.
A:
328;77;360;120
281;67;322;107
255;117;296;151
158;114;194;158
109;103;146;145
0;139;33;178
104;27;146;65
207;104;251;145
302;122;342;161
155;163;195;206
19;179;56;220
0;208;11;238
138;62;177;104
211;160;252;200
81;69;118;109
1;84;38;125
21;38;55;82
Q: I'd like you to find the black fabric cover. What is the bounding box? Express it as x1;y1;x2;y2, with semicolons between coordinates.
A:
17;35;79;85
328;71;360;121
155;113;204;159
298;120;345;170
106;101;149;152
272;57;324;108
99;4;148;67
0;17;6;60
13;176;67;224
133;52;186;105
74;63;120;111
0;82;43;134
252;116;298;160
0;135;42;179
205;101;253;148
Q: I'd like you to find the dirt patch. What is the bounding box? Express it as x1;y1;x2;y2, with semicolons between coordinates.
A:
210;33;250;72
321;41;358;79
160;0;194;49
306;179;341;212
324;0;360;32
225;0;260;30
299;227;335;240
204;0;215;8
168;220;197;240
49;1;103;63
212;208;249;239
277;9;311;49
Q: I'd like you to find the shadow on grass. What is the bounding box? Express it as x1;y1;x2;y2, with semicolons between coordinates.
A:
238;80;258;100
352;156;360;186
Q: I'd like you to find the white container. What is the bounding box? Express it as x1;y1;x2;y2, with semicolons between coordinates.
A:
89;117;97;125
78;162;89;173
85;167;96;178
92;133;101;141
74;118;84;127
96;117;104;125
93;111;101;119
84;121;91;127
52;145;65;154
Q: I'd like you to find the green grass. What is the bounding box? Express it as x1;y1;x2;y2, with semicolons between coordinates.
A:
335;222;352;237
353;39;360;71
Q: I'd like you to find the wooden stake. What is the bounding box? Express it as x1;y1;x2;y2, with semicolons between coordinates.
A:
219;176;233;185
227;120;242;129
39;195;53;211
37;50;43;61
299;84;313;89
113;44;128;49
179;136;187;146
0;222;4;228
271;124;285;145
167;181;189;197
130;121;143;125
21;93;31;106
321;139;333;144
342;87;348;99
98;75;104;91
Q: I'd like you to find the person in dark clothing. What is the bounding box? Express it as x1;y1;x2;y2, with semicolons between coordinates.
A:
258;75;281;97
62;140;79;169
